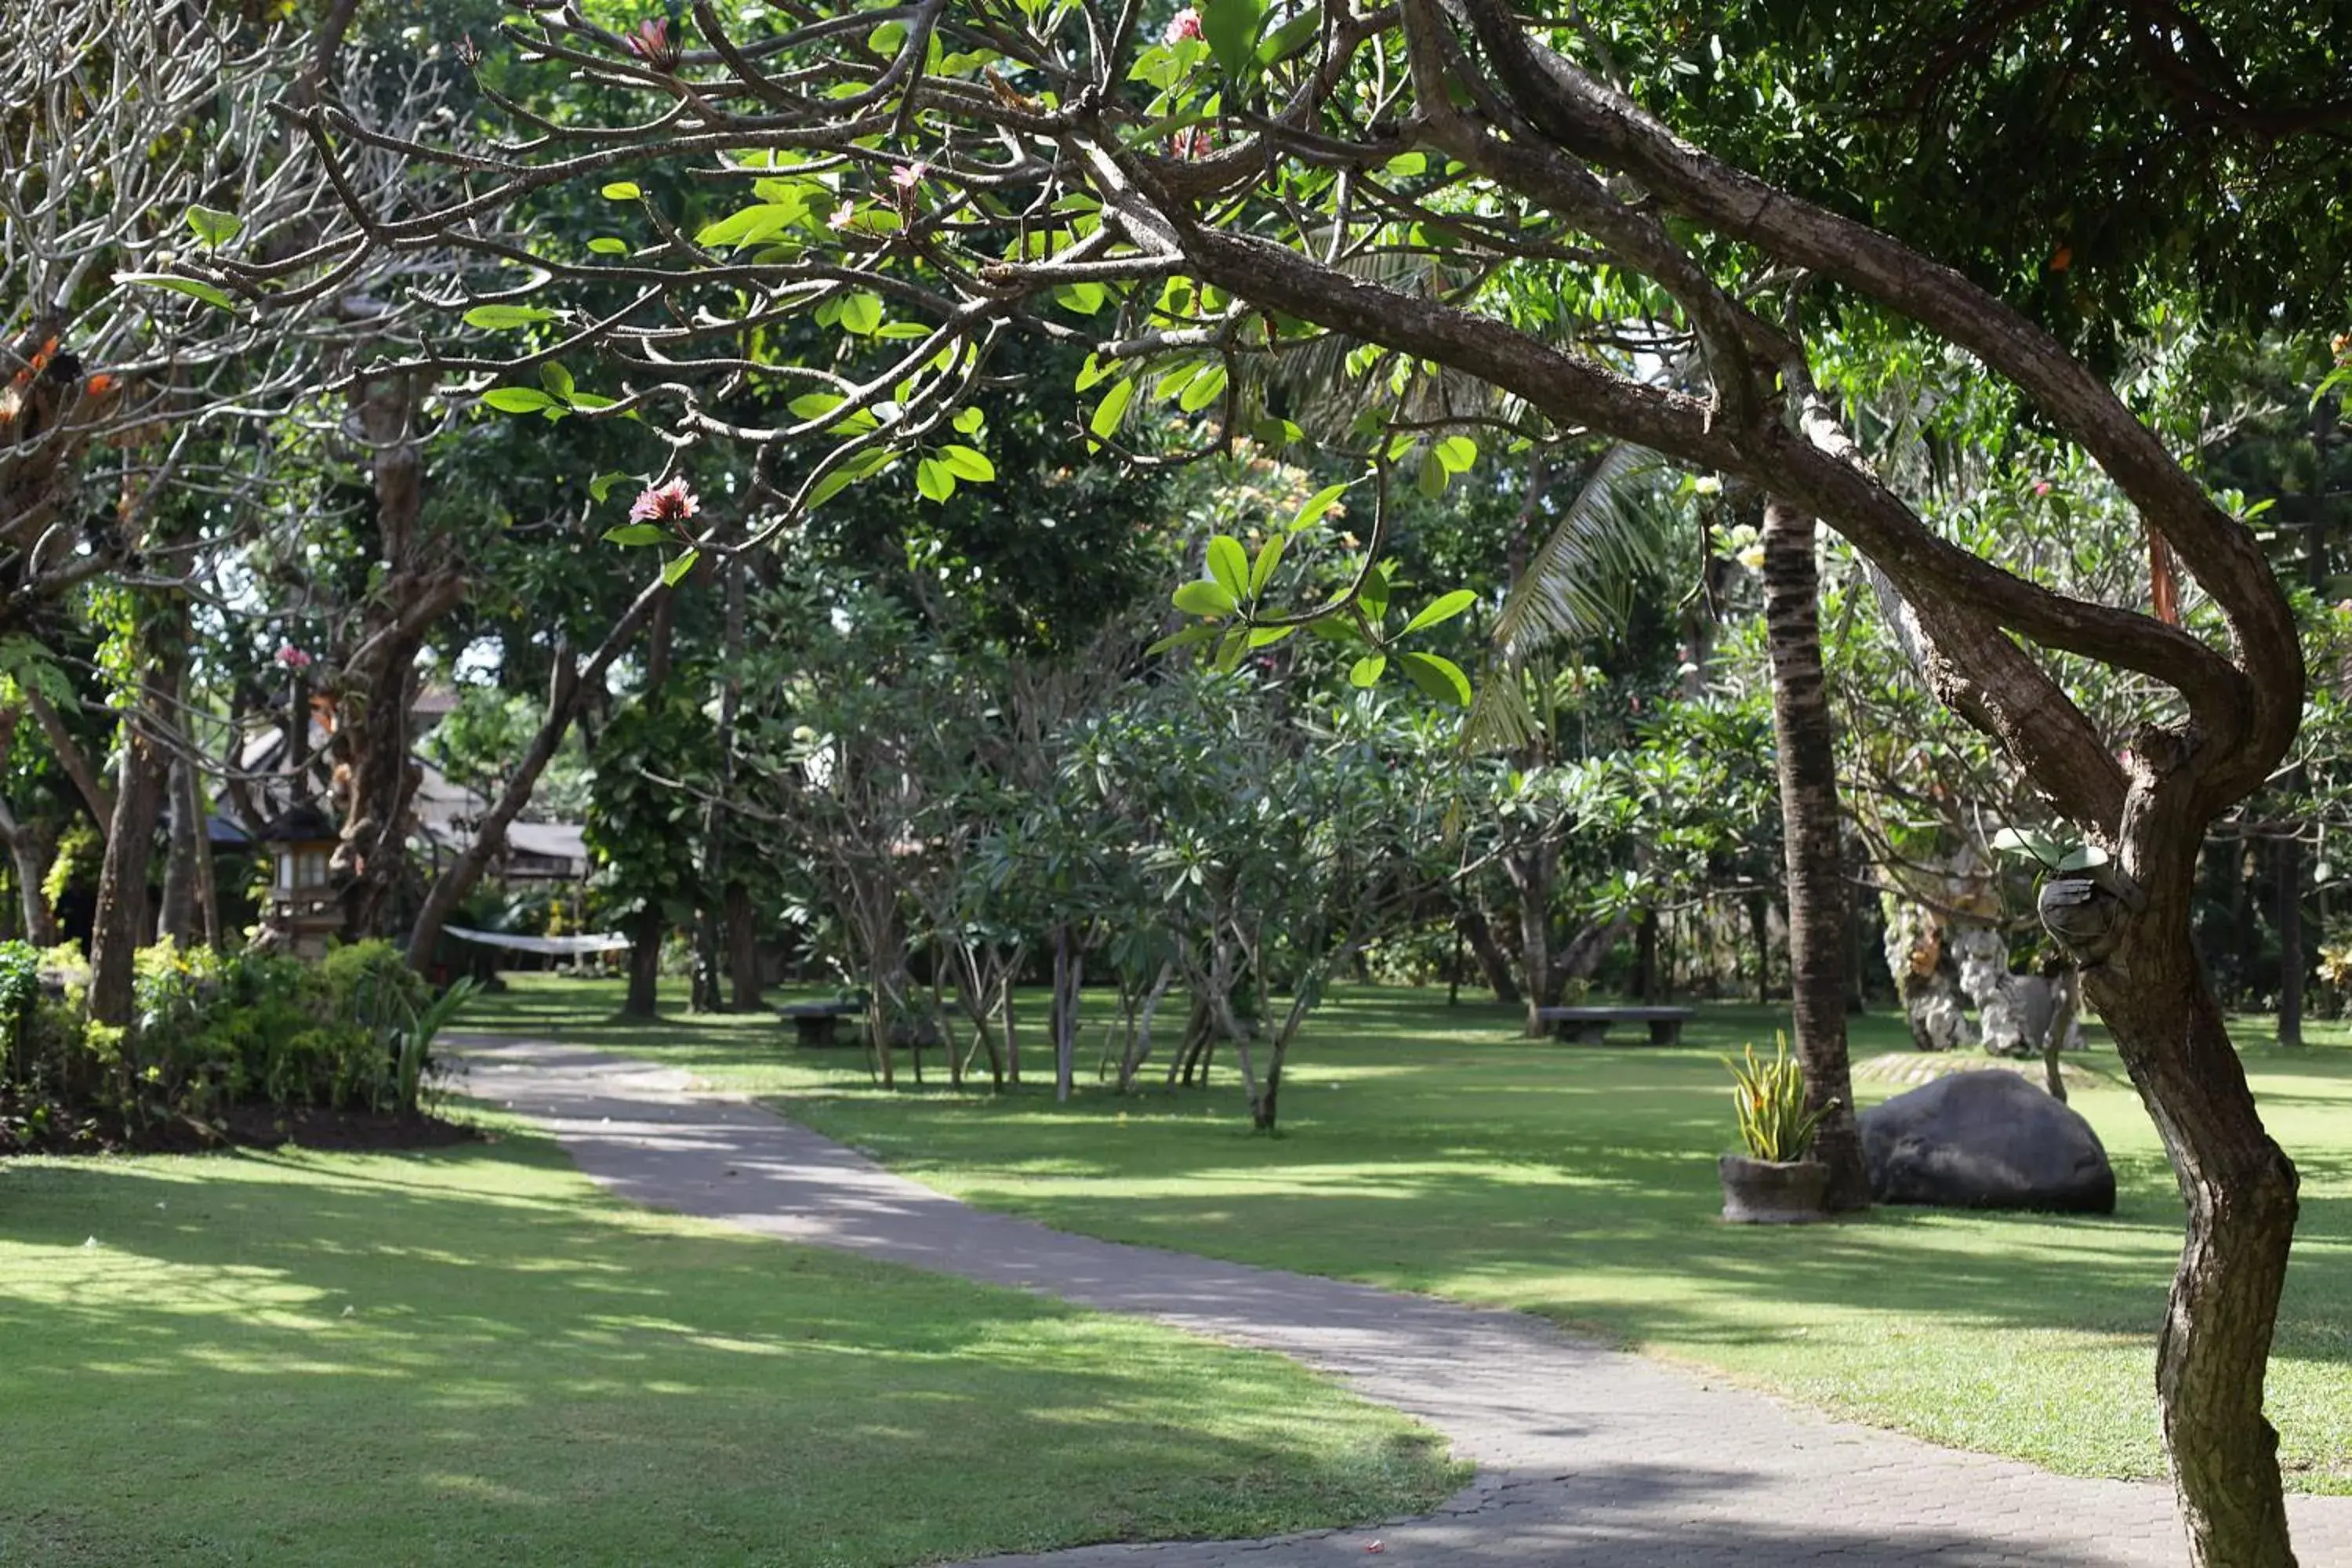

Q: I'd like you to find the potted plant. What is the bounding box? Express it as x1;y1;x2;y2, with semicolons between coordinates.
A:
1718;1034;1836;1224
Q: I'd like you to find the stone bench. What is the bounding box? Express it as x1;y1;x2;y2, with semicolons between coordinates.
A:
1534;1005;1698;1045
775;1000;863;1048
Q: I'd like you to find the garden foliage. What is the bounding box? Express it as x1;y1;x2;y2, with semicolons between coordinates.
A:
0;939;459;1150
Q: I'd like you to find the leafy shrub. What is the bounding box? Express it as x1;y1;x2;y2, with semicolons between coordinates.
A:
4;939;474;1147
1724;1033;1834;1163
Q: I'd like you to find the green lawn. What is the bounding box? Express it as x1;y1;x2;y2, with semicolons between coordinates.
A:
462;974;2352;1492
0;1119;1462;1566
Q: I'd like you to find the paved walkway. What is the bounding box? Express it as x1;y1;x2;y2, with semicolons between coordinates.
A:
459;1038;2352;1568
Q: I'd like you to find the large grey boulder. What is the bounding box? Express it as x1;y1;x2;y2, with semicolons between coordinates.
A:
1860;1070;2116;1214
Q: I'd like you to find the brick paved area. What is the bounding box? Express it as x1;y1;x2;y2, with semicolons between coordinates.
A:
459;1038;2352;1568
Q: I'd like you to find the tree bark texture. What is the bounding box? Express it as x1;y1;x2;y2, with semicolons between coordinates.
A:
336;372;465;941
2;817;57;945
1051;925;1078;1103
725;884;760;1011
88;615;187;1026
2079;815;2299;1567
1759;501;1869;1211
0;709;59;944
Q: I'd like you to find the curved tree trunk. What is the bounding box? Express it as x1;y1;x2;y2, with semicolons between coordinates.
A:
1460;907;1520;1004
1759;500;1868;1211
2082;844;2299;1566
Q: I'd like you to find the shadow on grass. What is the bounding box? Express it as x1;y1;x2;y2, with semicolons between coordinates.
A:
0;1137;1461;1567
455;975;2352;1488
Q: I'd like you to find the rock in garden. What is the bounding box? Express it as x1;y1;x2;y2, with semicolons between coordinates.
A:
1859;1070;2115;1213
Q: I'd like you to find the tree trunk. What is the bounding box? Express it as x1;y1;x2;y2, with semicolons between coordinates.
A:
88;620;186;1026
185;753;220;949
1759;500;1869;1212
623;906;662;1017
1461;906;1520;1004
158;757;198;946
2042;967;2080;1103
2276;831;2304;1048
2;819;57;945
1747;891;1772;1005
158;648;201;946
1633;909;1657;1003
2084;914;2299;1566
689;904;722;1013
336;374;465;941
405;578;670;970
726;883;761;1011
1507;851;1552;1033
1051;925;1077;1103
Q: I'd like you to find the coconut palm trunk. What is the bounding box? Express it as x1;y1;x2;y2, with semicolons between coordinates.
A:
1759;500;1868;1210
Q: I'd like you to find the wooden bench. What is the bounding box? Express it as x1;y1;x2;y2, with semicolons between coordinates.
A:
1534;1005;1697;1045
776;1000;863;1047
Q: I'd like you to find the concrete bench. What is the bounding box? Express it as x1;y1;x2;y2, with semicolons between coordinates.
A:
1534;1005;1698;1045
776;1000;863;1047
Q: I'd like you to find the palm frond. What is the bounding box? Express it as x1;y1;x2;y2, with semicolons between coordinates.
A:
1464;444;1676;754
1463;659;1541;752
1490;443;1675;659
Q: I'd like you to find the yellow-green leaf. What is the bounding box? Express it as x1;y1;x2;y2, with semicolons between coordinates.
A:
1397;651;1472;706
1205;535;1250;599
1403;589;1477;634
1172;579;1236;618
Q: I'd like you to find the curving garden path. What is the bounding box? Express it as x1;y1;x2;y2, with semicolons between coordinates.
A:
457;1036;2352;1568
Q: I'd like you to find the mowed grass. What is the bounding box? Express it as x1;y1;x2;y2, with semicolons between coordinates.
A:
463;974;2352;1491
0;1118;1464;1566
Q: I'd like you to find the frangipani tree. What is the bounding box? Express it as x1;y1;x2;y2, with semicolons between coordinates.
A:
263;3;2331;1557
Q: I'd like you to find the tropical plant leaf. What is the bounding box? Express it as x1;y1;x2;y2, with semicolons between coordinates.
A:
1488;443;1674;660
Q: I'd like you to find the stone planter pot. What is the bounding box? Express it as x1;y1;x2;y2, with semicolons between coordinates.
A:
1718;1153;1831;1225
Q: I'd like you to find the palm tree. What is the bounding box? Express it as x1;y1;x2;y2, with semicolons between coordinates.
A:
1758;499;1868;1210
1476;456;1868;1208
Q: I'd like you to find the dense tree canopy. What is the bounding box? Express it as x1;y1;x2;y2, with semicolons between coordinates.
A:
3;3;2347;1563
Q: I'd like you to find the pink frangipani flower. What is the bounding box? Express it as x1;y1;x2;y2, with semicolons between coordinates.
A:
630;477;699;524
889;162;927;191
1164;8;1202;42
275;644;313;670
622;17;681;71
